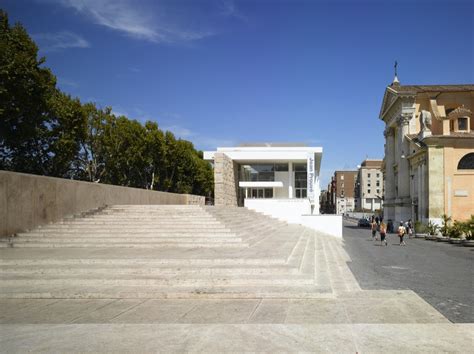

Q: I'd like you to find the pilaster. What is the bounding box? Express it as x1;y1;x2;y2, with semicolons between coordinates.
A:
396;114;411;198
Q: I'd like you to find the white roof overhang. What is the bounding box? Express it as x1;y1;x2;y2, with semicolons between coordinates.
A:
239;181;284;188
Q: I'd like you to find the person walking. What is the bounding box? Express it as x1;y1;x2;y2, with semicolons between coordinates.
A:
407;219;413;239
379;222;388;246
398;221;407;246
371;220;378;240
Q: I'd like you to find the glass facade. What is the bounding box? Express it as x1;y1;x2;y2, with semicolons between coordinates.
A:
238;162;309;200
240;163;289;182
294;163;307;198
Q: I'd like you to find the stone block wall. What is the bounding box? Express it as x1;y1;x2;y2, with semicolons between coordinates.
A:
214;152;238;206
0;171;205;237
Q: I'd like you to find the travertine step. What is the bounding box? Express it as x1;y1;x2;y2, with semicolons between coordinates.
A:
0;264;301;276
0;284;333;299
0;257;289;266
3;236;243;243
1;242;248;249
0;273;317;287
37;225;232;231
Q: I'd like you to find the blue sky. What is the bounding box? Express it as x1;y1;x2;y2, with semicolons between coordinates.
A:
3;0;473;186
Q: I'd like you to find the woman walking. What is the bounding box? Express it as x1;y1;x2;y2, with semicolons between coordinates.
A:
379;222;388;246
398;221;407;246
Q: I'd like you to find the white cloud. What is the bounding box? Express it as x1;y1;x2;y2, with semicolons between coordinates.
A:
162;125;194;138
52;0;213;43
218;0;247;21
33;31;90;52
56;77;79;88
161;124;235;150
110;106;129;118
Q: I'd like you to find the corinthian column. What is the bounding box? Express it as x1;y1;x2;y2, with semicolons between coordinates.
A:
397;114;411;198
384;127;395;200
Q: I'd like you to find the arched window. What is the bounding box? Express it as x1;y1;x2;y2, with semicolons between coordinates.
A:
457;153;474;170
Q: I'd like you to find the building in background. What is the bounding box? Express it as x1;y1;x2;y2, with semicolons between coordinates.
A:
334;170;357;214
355;159;384;212
379;78;474;224
320;176;336;214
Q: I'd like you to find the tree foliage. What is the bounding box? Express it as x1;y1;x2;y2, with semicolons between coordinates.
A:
0;10;213;197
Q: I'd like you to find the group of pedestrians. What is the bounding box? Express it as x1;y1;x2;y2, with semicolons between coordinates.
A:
370;216;413;246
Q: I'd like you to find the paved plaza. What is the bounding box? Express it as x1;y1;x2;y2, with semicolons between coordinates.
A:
0;206;472;352
342;219;474;323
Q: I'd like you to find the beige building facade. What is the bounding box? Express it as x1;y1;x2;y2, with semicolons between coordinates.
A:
380;79;474;225
355;159;384;212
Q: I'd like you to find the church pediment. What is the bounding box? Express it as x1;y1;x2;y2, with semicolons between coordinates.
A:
379;88;399;121
447;105;472;120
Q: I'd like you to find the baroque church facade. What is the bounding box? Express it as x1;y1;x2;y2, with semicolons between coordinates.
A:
379;78;473;225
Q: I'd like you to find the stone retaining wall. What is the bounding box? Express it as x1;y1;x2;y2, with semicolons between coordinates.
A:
0;171;205;237
213;153;238;206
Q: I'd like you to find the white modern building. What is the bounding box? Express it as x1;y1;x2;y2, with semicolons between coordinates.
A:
204;144;342;238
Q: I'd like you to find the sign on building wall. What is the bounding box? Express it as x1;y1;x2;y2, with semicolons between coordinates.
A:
307;153;315;204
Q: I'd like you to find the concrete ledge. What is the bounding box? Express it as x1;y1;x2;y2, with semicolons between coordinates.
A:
300;215;343;238
0;171;204;237
245;199;311;223
244;199;342;238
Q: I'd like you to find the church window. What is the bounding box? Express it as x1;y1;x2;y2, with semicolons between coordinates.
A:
457;153;474;170
458;117;468;131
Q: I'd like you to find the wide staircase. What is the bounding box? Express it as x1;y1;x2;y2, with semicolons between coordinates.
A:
1;205;468;352
0;204;359;299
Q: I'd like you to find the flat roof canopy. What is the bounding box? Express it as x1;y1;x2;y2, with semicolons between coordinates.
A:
203;146;323;173
239;181;284;188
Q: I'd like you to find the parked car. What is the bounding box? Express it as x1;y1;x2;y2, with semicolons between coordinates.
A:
358;218;371;227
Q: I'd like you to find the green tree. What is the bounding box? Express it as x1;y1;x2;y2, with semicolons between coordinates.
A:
76;103;112;182
143;121;165;190
47;91;86;178
0;10;57;174
100;115;148;188
0;9;213;196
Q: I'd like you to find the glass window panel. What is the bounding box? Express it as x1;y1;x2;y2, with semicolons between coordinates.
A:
295;179;307;188
458;117;468;130
264;189;273;198
240;164;275;181
275;164;288;171
258;189;264;198
294;163;307;172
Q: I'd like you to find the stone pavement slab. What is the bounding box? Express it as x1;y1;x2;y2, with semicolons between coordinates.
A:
1;323;472;353
0;290;453;325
